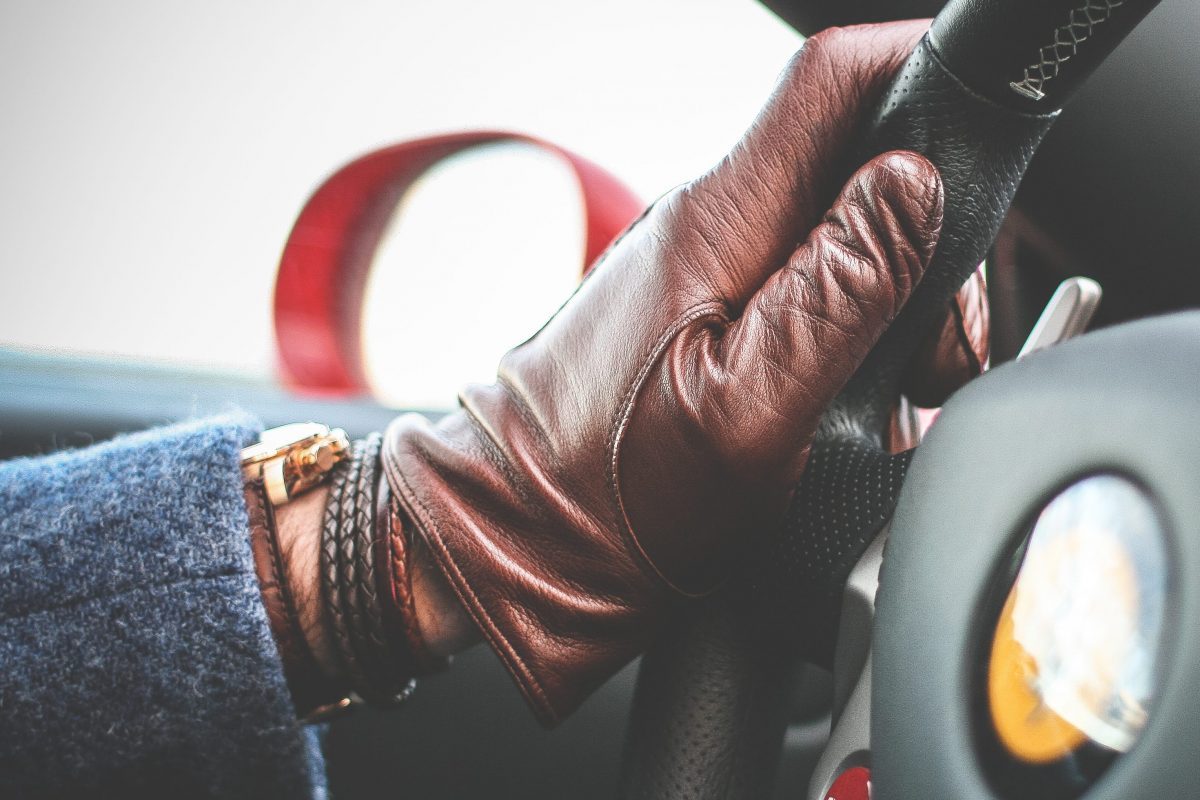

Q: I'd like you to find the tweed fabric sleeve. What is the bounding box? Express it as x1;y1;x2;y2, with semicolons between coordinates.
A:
0;414;325;799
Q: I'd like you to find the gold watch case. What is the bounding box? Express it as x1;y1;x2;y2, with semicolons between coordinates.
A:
239;422;350;506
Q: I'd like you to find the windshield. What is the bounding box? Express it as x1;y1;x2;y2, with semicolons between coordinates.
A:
0;0;800;408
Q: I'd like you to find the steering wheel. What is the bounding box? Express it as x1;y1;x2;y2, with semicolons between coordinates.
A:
619;1;1167;797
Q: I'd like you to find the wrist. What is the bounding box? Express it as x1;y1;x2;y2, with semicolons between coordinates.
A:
255;428;477;717
273;485;340;678
406;523;480;659
245;477;349;719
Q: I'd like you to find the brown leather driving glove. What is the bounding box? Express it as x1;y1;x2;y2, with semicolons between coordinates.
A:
381;20;949;725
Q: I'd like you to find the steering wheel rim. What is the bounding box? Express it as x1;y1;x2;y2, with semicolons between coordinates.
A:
620;1;1161;797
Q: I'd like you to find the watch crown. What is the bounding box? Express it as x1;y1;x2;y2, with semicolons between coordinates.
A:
241;423;351;505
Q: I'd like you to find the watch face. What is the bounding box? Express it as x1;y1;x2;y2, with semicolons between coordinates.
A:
987;474;1167;765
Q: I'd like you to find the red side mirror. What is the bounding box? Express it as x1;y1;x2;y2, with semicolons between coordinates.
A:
273;131;645;395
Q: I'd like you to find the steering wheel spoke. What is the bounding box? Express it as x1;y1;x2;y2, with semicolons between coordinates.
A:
806;528;887;799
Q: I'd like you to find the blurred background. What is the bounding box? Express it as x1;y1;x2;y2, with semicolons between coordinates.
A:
0;0;801;409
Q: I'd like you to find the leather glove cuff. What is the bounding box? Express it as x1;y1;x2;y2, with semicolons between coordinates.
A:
383;412;676;726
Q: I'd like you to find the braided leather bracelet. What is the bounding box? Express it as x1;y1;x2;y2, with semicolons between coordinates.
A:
340;434;414;705
321;436;425;706
320;440;367;697
377;489;448;676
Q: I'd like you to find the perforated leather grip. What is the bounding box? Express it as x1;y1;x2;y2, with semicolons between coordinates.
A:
620;597;792;800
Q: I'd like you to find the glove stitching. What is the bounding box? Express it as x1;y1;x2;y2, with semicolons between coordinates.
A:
380;443;559;723
608;300;730;599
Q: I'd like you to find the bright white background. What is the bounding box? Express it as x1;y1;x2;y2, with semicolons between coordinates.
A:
0;0;801;408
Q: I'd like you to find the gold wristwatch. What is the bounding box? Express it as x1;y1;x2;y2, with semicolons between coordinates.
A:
240;422;351;506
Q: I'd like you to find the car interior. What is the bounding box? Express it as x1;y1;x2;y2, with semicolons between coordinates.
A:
2;0;1198;797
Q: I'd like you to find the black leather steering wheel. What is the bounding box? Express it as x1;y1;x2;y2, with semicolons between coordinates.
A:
619;1;1162;797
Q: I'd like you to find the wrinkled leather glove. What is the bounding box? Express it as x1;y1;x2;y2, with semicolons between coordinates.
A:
382;20;959;725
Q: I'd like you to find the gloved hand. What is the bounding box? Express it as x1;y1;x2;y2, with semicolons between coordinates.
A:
381;20;958;725
904;265;989;408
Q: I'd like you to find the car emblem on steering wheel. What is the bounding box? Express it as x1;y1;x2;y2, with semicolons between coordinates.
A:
987;474;1166;764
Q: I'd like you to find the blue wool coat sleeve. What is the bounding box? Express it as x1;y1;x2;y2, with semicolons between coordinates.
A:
0;415;325;798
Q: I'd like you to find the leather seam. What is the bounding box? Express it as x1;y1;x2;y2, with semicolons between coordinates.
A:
380;444;559;724
922;34;1061;121
490;374;583;510
607;300;730;599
